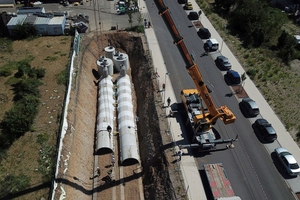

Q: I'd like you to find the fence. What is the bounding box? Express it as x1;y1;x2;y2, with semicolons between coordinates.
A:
49;30;79;200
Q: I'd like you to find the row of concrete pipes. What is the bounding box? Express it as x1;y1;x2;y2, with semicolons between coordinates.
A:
95;46;139;165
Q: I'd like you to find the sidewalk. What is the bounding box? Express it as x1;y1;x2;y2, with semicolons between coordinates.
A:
139;1;206;200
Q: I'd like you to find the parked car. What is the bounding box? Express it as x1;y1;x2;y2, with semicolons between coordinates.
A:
275;147;300;176
188;11;199;20
216;56;231;70
185;2;193;10
254;119;277;142
74;2;79;6
198;28;211;39
178;0;187;4
240;97;260;117
204;38;218;51
226;70;241;84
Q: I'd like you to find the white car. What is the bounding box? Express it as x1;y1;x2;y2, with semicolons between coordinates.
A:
275;147;300;176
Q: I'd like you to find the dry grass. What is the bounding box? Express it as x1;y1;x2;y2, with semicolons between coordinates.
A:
0;36;72;199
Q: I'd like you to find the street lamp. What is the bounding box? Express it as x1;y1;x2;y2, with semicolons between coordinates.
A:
221;24;227;52
164;72;170;106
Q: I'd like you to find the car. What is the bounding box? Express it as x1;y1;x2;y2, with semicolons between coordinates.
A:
74;2;79;6
275;147;300;176
188;11;198;20
178;0;187;4
216;56;231;70
205;38;219;51
226;70;241;84
63;1;69;6
254;119;277;141
198;28;211;39
185;2;193;10
240;97;260;117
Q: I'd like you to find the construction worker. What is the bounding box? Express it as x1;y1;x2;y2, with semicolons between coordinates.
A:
167;97;171;107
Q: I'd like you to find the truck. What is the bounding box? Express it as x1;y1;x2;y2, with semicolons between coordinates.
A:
154;0;237;150
180;89;238;150
204;163;242;200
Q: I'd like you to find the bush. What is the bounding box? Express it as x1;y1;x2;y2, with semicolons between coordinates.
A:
56;66;69;86
247;68;256;79
0;173;30;197
13;78;42;101
126;25;144;33
28;67;45;79
12;23;37;40
0;66;12;77
1;95;40;136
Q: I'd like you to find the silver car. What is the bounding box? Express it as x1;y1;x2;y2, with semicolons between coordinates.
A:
275;147;300;176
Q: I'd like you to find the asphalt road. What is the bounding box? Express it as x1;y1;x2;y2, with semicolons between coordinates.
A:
146;0;296;199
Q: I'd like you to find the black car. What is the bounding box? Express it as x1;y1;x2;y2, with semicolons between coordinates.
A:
216;56;231;70
178;0;187;4
198;28;211;39
226;70;241;84
188;12;199;20
255;119;277;141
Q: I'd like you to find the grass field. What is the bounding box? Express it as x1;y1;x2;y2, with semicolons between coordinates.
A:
0;36;72;199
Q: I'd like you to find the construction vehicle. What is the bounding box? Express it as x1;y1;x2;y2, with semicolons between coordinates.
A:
204;163;242;200
154;0;237;150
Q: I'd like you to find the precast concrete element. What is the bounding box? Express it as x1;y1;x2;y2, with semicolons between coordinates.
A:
96;76;115;154
113;52;129;72
96;56;114;76
117;74;139;165
105;46;115;60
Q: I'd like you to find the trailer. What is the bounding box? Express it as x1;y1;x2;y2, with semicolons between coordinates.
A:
204;163;242;200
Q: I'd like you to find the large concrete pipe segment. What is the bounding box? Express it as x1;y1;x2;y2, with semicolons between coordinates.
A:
117;75;139;165
105;46;115;60
96;76;115;154
97;56;113;76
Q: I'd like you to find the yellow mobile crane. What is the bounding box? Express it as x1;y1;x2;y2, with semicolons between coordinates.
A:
155;0;237;149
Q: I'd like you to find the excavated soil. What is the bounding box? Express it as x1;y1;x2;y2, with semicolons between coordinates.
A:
54;31;184;200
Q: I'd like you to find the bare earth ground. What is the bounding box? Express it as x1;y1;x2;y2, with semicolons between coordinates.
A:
0;36;72;200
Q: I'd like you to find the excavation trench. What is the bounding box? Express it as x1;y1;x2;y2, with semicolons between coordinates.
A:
62;31;177;199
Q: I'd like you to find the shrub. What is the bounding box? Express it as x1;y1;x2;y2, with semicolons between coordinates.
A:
0;66;12;77
56;65;69;86
126;25;144;33
247;68;256;79
0;173;30;197
13;78;42;101
12;22;37;40
1;95;40;136
28;67;45;79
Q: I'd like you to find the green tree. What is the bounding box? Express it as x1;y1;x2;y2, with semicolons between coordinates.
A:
12;22;37;40
1;95;39;136
229;0;286;47
277;31;296;64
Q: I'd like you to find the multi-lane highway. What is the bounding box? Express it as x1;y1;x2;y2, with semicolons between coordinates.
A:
146;0;295;199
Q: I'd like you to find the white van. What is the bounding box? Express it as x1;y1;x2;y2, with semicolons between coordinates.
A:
205;39;219;51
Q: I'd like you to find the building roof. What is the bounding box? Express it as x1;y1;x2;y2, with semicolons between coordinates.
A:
17;7;45;14
48;16;65;25
23;14;38;25
7;15;27;26
35;16;51;25
0;0;14;4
